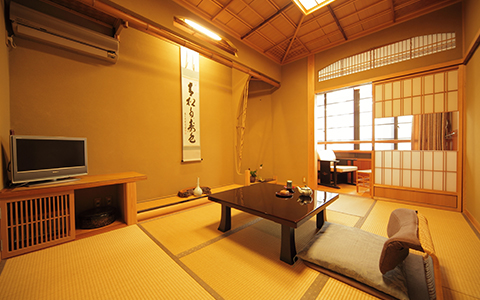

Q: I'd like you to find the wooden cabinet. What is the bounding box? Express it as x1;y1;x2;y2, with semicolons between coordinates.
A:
0;172;146;259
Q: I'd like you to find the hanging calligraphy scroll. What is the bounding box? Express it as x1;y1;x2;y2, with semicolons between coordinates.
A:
181;47;201;162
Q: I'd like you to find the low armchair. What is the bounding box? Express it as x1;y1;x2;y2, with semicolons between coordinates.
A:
317;149;357;188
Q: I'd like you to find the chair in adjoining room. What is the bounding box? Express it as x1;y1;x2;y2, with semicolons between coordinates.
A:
317;149;358;189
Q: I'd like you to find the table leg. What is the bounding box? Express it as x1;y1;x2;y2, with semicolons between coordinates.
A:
316;210;325;229
280;225;297;265
218;204;231;232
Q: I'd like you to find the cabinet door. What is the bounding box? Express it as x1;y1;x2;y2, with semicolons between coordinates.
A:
0;190;75;259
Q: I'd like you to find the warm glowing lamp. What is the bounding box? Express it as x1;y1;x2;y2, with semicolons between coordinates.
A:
184;19;222;41
292;0;336;15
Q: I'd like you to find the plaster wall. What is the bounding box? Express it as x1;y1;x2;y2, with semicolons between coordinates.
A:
9;26;235;201
464;0;480;228
1;1;10;190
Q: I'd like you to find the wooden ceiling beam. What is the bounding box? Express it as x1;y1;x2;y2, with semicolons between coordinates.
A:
281;15;306;64
327;5;347;41
265;4;394;58
241;2;294;40
389;0;396;23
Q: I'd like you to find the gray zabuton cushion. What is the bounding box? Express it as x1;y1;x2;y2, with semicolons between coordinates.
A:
297;222;409;300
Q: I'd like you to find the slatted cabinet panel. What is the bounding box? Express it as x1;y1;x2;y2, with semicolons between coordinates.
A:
0;191;75;258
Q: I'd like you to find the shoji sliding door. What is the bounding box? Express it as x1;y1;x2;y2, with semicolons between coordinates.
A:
372;67;462;210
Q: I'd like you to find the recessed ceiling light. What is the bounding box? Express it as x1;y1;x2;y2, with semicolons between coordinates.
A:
184;19;222;41
293;0;336;15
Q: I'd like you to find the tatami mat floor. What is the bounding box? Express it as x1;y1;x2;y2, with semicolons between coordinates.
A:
0;186;479;300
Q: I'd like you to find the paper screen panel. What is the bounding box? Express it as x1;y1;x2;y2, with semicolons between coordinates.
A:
374;150;457;193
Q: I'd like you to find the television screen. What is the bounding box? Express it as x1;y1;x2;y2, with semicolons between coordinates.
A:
10;135;88;185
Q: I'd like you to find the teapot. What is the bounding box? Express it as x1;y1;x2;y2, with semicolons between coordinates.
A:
296;185;313;197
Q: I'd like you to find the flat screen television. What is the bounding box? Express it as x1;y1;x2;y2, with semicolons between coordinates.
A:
9;135;88;185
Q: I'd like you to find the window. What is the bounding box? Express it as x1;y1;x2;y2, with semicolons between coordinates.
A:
315;84;372;151
318;33;456;82
374;116;413;150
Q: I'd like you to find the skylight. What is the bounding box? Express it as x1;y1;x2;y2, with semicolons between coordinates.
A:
292;0;336;15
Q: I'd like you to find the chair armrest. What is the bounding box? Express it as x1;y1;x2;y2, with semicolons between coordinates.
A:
318;159;340;163
338;158;356;165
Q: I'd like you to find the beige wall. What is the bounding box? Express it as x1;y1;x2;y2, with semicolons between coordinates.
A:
464;0;480;226
9;24;236;201
6;0;283;202
272;58;309;186
1;1;10;190
242;93;274;182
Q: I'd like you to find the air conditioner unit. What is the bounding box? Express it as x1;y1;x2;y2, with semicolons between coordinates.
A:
9;2;119;63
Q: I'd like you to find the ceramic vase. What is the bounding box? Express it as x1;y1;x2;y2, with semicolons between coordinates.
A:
193;177;203;196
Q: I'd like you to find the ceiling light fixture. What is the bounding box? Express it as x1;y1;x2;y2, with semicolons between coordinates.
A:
293;0;336;15
184;19;222;41
174;17;238;56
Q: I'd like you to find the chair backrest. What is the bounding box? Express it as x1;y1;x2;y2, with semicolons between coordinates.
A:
317;149;336;161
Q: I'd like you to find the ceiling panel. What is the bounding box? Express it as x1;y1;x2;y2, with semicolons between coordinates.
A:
196;0;220;16
259;24;287;44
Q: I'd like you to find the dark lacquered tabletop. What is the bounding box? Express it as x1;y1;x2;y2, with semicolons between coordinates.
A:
208;183;339;227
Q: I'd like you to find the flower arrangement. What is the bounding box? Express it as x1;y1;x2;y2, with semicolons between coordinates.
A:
249;164;263;182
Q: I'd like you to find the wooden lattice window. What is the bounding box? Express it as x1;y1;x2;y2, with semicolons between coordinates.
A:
318;33;456;82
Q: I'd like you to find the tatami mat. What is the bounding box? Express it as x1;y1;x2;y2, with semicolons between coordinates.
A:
326;194;374;217
316;278;379;300
137;196;367;300
1;194;479;300
179;221;320;300
0;226;214;300
326;209;361;227
140;203;260;256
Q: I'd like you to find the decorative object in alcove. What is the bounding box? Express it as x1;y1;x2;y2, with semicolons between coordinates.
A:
181;46;201;162
177;185;212;198
249;164;263;183
194;177;203;196
77;206;117;229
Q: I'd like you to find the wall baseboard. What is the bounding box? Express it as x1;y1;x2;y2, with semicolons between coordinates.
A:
464;209;480;236
374;186;459;211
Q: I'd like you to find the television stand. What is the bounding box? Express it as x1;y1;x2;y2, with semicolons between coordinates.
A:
0;172;147;259
24;177;81;187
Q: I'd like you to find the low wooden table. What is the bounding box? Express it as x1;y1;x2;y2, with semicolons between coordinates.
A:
208;183;339;264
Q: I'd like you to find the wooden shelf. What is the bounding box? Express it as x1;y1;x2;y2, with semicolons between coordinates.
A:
0;172;147;199
0;172;146;259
